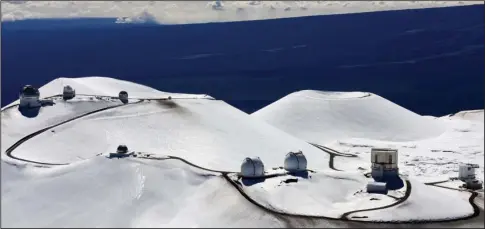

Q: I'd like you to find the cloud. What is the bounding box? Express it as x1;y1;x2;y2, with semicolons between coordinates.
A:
1;1;483;24
115;10;158;24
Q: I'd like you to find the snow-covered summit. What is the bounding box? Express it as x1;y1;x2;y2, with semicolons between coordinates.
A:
252;90;445;145
6;77;210;107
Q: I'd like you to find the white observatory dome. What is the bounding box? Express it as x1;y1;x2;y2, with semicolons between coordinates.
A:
20;85;40;99
19;85;41;108
240;157;265;177
119;91;129;103
63;85;76;100
63;85;74;94
284;151;307;172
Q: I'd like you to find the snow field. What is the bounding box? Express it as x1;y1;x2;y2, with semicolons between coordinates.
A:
2;77;483;227
252;90;446;144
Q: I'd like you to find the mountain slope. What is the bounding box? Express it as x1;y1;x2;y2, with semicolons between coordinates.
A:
252;90;445;145
2;78;482;227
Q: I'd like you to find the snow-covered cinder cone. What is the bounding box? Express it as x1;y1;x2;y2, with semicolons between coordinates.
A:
240;157;265;177
284;151;307;172
62;85;76;100
119;91;129;104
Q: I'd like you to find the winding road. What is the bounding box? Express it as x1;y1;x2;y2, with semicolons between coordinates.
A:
1;94;482;226
309;143;358;171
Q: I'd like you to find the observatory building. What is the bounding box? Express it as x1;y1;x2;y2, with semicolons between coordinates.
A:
18;85;55;118
241;157;265;177
459;163;482;190
284;151;307;172
117;145;128;154
119;91;129;104
19;85;41;108
63;85;76;100
370;148;404;190
108;145;133;159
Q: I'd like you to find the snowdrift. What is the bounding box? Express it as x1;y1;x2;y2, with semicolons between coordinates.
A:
1;157;283;227
252;90;446;145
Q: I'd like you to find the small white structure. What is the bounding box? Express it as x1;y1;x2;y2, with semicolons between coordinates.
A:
367;182;387;195
19;85;41;108
119;91;129;104
366;182;388;194
284;151;307;172
458;163;478;181
241;157;265;177
371;148;398;166
62;85;76;100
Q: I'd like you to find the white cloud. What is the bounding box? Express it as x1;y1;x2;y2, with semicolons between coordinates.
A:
1;1;483;24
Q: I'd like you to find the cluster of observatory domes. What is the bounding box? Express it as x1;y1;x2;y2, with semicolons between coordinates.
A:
240;151;308;178
19;84;132;105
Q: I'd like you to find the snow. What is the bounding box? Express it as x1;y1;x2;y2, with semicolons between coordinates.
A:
252;90;446;144
1;77;209;161
1;157;284;227
2;77;329;170
1;97;121;156
4;77;210;108
442;110;484;123
252;90;484;183
327;117;484;182
231;170;402;218
1;1;483;23
2;78;483;227
7;99;329;170
348;179;474;221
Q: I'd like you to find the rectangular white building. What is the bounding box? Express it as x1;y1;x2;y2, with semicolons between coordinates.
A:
371;148;398;170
